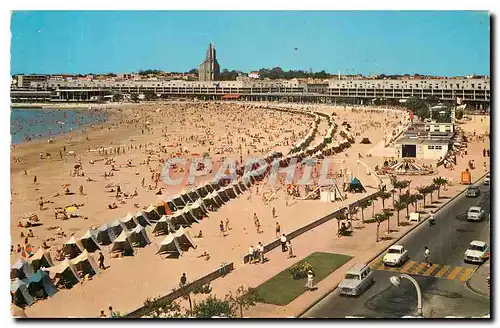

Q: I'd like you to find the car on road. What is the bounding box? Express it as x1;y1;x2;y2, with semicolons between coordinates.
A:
467;206;485;221
338;264;374;297
466;185;481;198
383;245;409;266
464;240;489;264
484;173;490;185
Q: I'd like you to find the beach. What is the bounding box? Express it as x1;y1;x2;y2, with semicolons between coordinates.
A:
10;101;490;318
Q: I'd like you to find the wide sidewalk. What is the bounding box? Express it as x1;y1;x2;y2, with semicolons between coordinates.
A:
467;259;490;297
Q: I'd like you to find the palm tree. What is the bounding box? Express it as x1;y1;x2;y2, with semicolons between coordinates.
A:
412;193;423;212
416;185;429;208
380;191;392;210
399;194;411;219
374;210;391;242
393;180;409;197
393;199;406;226
390;188;398;206
433;177;448;199
358;198;371;224
428;184;437;204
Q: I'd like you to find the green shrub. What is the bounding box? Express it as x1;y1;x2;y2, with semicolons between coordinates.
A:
289;261;313;280
364;218;377;224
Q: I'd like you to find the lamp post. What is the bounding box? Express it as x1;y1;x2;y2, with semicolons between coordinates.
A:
390;274;423;317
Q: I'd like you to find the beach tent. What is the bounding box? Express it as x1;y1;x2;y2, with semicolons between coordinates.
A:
109;219;127;240
348;178;366;193
189;200;209;221
224;185;237;199
152;215;173;236
205;183;215;193
11;258;34;280
196;184;210;198
155;201;167;216
11;279;35;308
173;227;196;251
121;212;138;230
187;189;200;202
71;250;100;277
47;258;81;289
79;230;101;253
181;207;199;225
62;237;83;259
30;248;54;271
237;181;247;193
129;225;151;247
135;211;152;227
360;137;372;144
172;195;186;210
201;193;219;212
217;188;230;202
211;191;225;207
209;180;221;191
110;231;134;256
180;190;194;206
145;205;161;223
156;235;182;256
24;270;57;300
95;223;113;246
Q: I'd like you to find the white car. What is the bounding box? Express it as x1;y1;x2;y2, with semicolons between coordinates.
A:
338;264;375;297
467;206;485;221
464;241;489;264
484;174;490;185
466;185;481;198
383;245;409;267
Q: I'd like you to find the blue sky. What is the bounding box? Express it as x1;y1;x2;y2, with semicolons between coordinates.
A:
10;11;490;76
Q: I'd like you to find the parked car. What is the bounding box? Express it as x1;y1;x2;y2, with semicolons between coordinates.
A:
467;206;485;221
338;264;374;297
466;185;481;198
383;245;409;267
484;173;490;185
464;241;489;264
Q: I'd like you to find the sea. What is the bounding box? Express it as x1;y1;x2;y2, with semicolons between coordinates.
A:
10;108;108;144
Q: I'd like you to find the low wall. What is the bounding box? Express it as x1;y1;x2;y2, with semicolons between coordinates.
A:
125;262;234;318
243;190;382;264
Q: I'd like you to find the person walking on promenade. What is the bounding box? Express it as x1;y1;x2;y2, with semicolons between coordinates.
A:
258;242;265;263
275;222;281;237
287;240;295;258
305;270;315;291
179;273;187;287
280;234;287;252
248;245;255;264
424;246;432;267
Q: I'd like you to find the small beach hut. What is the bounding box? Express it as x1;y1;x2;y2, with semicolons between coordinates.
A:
11;279;35;308
110;231;134;256
135;211;152;227
62;237;83;259
156;235;182;256
145;205;161;223
79;230;101;253
173;227;196;251
70;250;100;277
24;270;57;300
109;219;127;240
30;248;54;271
180;207;199;225
95;223;113;246
11;258;34;280
129;225;151;247
47;258;81;289
152;215;172;236
121;212;138;230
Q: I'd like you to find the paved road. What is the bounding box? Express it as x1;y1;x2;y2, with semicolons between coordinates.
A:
302;180;491;318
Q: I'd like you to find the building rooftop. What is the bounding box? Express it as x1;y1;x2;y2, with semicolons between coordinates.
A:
395;137;452;145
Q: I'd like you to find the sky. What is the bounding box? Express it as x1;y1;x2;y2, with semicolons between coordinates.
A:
10;11;490;76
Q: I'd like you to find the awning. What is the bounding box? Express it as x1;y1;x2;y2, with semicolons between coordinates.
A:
222;94;241;99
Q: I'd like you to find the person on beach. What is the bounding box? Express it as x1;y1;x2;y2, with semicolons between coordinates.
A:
275;222;281;237
272;206;276;218
219;221;225;237
33;175;37;185
248;245;255;264
255;218;261;234
98;252;106;270
225;218;230;231
99;310;107;318
258;242;265;263
108;306;117;318
179;273;187;287
79;185;84;195
287;240;295;258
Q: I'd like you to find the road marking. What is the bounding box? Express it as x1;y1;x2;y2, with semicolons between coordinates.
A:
420;264;439;277
426;264;444;277
433;265;450;278
410;262;428;275
447;267;464;280
458;267;475;282
399;261;417;274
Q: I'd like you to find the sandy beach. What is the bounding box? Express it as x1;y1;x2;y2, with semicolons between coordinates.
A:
10;101;490;318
